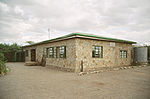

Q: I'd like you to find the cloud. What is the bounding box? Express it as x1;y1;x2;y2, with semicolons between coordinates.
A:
14;6;24;16
0;2;9;12
0;0;150;45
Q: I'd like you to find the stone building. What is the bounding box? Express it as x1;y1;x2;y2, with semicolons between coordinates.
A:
23;33;136;72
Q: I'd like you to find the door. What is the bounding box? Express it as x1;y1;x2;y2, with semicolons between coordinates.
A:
31;49;36;61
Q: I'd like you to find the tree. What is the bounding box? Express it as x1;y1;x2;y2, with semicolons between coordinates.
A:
25;41;34;45
0;52;10;76
0;43;21;62
0;43;21;53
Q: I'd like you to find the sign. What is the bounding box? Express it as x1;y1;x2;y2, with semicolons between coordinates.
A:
110;42;115;47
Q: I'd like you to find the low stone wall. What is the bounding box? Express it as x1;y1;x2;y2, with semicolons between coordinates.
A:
78;65;148;76
25;62;38;66
46;65;75;72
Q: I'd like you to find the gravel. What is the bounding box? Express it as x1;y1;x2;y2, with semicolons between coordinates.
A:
0;62;150;99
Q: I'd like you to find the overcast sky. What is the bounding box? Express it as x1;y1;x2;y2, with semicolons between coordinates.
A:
0;0;150;45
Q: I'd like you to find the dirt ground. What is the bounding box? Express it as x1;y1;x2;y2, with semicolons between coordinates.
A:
0;63;150;99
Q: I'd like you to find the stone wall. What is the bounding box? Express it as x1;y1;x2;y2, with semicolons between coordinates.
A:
75;38;132;72
44;39;76;71
24;46;36;62
24;38;133;72
24;38;77;71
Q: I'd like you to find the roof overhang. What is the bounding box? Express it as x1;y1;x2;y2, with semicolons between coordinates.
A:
23;33;136;48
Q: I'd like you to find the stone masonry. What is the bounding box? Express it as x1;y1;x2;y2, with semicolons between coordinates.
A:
24;37;133;72
75;38;132;72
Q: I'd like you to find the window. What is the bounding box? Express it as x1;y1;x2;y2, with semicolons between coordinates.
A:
25;50;28;57
56;46;66;58
43;48;47;57
92;46;103;58
59;46;66;58
120;50;127;58
49;47;54;58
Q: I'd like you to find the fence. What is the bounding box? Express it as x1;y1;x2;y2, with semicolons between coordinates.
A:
4;51;25;62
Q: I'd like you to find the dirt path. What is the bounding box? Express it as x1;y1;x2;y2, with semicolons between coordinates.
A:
0;62;150;99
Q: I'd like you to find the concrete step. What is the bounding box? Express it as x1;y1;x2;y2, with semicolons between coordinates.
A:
25;62;38;66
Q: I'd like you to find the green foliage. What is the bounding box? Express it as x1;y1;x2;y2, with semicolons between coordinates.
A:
25;41;34;45
0;52;10;76
0;43;21;53
0;60;6;75
0;53;6;75
0;43;19;75
0;43;21;62
0;53;5;61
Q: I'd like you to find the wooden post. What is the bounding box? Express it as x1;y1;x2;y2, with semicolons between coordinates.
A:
81;60;83;72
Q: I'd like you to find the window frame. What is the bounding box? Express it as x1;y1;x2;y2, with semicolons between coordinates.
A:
92;46;103;58
59;46;66;58
43;47;47;57
49;47;54;58
120;50;127;58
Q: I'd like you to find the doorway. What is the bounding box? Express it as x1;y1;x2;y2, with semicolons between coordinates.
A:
31;49;36;61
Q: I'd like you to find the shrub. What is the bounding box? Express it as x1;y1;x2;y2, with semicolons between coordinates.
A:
0;53;10;76
0;53;5;61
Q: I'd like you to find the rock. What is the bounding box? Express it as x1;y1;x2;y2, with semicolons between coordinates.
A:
94;71;99;73
123;67;127;69
142;65;146;67
139;66;142;68
113;68;119;71
78;72;87;76
128;67;131;69
93;69;96;71
90;72;95;74
99;70;103;72
78;72;84;76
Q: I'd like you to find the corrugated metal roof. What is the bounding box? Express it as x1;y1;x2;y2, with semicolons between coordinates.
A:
23;32;136;47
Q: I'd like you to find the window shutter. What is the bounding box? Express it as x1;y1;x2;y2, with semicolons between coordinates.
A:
64;46;66;58
101;46;103;58
56;47;59;58
46;48;49;58
52;47;54;58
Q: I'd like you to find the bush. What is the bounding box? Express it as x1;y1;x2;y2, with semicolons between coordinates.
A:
0;53;10;76
0;53;5;61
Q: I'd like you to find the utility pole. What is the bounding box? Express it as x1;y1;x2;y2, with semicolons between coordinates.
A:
48;28;50;39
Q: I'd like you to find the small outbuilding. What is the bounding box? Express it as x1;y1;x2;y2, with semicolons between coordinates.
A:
133;46;150;65
23;33;136;72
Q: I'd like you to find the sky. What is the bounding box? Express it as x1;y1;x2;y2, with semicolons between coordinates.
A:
0;0;150;46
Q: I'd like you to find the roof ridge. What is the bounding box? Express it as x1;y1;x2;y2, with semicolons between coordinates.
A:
71;32;136;43
23;32;136;47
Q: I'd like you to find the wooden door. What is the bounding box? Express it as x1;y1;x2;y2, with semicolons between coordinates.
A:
31;49;36;61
